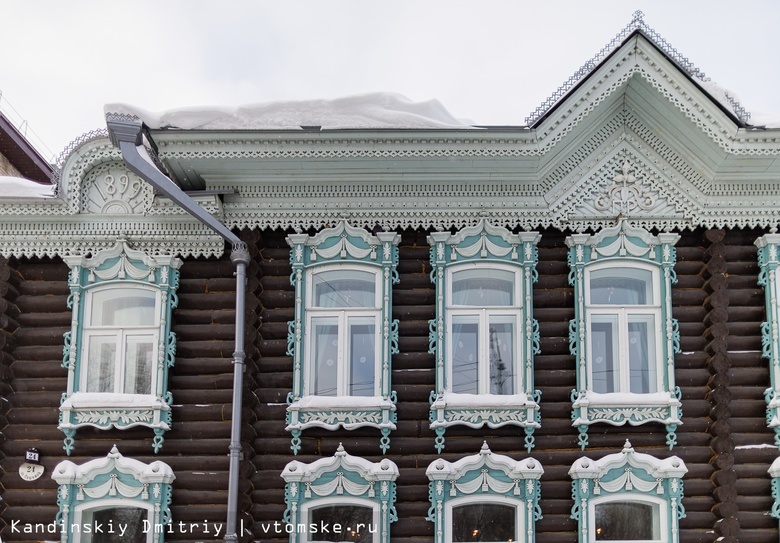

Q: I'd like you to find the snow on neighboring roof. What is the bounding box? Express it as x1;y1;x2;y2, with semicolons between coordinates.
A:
105;92;474;131
0;176;56;198
748;111;780;129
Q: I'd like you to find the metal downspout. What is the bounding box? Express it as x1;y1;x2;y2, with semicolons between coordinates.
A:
107;117;248;543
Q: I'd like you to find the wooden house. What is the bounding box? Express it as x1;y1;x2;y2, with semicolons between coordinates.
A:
2;13;780;543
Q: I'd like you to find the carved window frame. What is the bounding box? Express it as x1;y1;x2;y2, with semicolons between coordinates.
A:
52;446;175;543
425;442;543;543
756;234;780;446
281;444;399;543
59;240;181;455
569;441;687;543
769;456;780;521
567;221;681;449
286;221;400;454
428;220;541;454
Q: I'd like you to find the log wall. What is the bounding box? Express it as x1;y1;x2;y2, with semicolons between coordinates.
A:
0;226;777;543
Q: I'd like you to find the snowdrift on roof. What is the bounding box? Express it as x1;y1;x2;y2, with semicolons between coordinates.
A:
105;92;474;131
0;176;56;198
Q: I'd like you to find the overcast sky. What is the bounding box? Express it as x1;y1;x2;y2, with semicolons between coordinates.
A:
1;0;778;163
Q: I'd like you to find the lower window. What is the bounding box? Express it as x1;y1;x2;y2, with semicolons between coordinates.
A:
309;504;375;542
452;503;516;542
593;500;661;542
78;505;151;543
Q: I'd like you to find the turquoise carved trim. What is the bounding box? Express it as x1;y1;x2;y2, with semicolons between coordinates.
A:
428;220;541;453
569;441;687;543
59;240;182;455
771;457;780;519
281;444;399;543
426;442;544;543
566;221;681;450
285;221;401;454
756;234;780;448
52;446;175;543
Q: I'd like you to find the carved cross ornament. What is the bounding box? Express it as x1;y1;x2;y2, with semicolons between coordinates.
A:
595;161;656;215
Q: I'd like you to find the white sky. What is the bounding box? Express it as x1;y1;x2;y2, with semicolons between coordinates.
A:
1;0;778;163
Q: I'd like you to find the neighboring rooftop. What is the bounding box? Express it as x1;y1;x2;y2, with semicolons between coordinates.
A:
0;112;55;183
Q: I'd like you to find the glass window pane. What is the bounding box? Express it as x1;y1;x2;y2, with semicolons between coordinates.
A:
451;316;479;394
452;268;514;306
124;335;155;394
628;317;656;394
590;268;653;305
309;505;374;542
595;501;660;540
90;289;157;326
312;319;339;396
86;336;117;392
92;507;147;543
313;270;376;308
488;317;515;395
349;319;376;396
452;503;516;542
590;317;618;394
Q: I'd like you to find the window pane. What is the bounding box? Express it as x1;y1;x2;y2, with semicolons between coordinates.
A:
86;336;117;392
349;319;375;396
313;270;376;308
488;317;515;395
590;268;653;305
310;505;374;542
124;335;155;394
595;501;660;540
452;268;514;306
92;507;147;543
451;316;478;394
452;503;516;542
312;319;339;396
90;289;156;326
628;317;656;393
590;317;618;393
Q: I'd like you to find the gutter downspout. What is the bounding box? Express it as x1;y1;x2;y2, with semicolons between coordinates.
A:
107;116;248;543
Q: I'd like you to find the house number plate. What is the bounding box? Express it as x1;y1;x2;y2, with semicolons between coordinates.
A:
19;462;44;481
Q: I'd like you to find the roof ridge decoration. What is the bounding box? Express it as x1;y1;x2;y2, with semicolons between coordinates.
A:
525;10;750;126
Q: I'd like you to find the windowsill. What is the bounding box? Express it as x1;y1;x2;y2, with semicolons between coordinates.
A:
572;390;682;428
573;390;679;407
286;395;397;432
432;391;532;409
288;395;395;410
61;392;169;410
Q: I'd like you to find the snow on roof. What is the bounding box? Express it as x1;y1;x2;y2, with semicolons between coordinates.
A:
0;176;56;198
105;92;475;131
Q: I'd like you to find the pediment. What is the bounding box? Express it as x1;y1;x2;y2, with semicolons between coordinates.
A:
547;147;698;231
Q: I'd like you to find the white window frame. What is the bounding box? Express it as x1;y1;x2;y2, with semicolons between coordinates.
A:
588;495;668;543
445;263;524;396
584;262;663;395
445;495;523;543
304;265;382;397
80;284;161;395
74;500;155;543
301;496;381;543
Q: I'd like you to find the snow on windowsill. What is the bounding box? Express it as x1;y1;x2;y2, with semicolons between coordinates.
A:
0;176;56;198
432;392;532;408
574;390;678;407
61;392;168;409
288;395;395;411
105;92;476;132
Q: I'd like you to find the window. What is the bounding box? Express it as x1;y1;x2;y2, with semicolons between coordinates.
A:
569;441;687;543
60;240;181;454
567;221;681;449
426;442;543;543
281;444;399;543
428;220;541;453
769;456;780;522
756;234;780;445
52;446;175;543
286;221;400;454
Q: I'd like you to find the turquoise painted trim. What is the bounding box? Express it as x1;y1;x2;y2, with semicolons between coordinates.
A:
285;221;401;454
58;241;181;455
427;220;541;453
569;442;687;543
281;445;399;543
53;446;175;543
757;235;780;447
567;221;681;449
426;442;544;543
